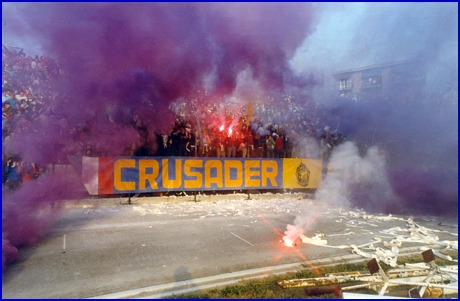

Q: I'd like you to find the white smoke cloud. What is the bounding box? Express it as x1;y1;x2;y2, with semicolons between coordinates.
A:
283;203;325;246
283;141;398;245
293;136;321;159
315;141;361;208
317;141;396;208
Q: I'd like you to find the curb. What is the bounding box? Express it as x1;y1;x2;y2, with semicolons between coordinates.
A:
62;192;312;209
88;246;444;299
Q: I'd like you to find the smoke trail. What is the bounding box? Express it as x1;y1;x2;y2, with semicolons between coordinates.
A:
314;141;397;210
283;141;401;244
283;205;324;247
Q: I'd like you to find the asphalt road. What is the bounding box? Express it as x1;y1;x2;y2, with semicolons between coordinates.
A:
2;195;458;298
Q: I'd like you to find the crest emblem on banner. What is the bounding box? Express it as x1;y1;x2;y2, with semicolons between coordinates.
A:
296;162;310;187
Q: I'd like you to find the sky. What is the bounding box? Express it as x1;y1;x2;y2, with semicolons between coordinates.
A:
3;3;457;100
1;2;458;267
291;3;458;84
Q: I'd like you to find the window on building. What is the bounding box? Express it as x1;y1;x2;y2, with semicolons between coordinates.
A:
362;75;382;89
339;79;352;90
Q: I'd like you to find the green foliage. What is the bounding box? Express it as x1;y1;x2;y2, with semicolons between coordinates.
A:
165;257;458;299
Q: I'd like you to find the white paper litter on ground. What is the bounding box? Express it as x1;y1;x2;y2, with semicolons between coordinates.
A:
127;196;457;267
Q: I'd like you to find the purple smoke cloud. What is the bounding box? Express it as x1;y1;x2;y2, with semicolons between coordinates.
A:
3;3;319;151
2;2;320;268
2;2;457;269
2;172;86;267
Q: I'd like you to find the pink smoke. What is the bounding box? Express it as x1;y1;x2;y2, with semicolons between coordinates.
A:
2;173;86;270
3;3;320;159
2;3;321;268
283;224;304;247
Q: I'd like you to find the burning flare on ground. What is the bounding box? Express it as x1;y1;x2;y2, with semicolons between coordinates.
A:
282;224;304;247
283;236;295;247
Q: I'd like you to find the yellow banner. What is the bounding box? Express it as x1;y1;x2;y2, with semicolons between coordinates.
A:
282;158;322;189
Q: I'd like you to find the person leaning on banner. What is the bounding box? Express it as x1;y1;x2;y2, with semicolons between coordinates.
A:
225;133;237;158
238;133;248;158
215;132;226;158
254;133;264;158
275;134;284;158
266;134;276;158
177;126;189;156
187;128;197;157
201;131;211;157
5;157;21;191
283;135;293;158
247;133;255;157
168;127;180;156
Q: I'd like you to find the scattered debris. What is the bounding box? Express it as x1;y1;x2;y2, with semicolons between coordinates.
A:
279;249;458;298
62;234;66;253
300;233;328;245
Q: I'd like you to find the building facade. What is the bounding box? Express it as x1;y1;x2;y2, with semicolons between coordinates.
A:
332;60;426;102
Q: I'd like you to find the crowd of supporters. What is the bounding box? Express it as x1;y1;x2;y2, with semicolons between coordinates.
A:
150;111;346;160
2;45;64;190
2;45;347;191
146;94;347;160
